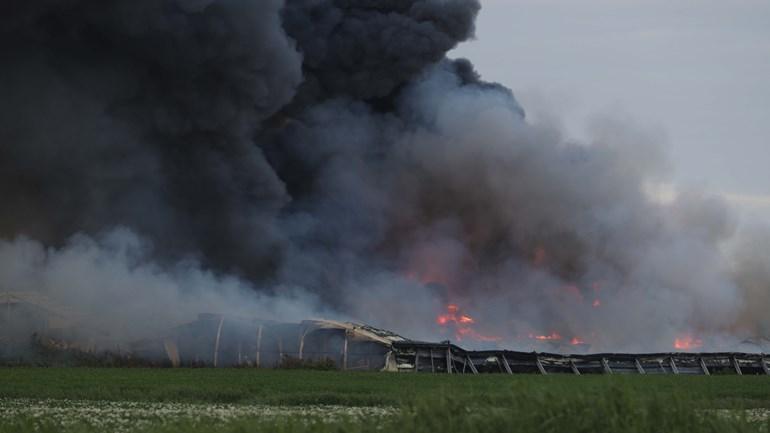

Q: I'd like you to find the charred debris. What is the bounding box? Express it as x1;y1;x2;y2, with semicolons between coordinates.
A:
2;291;769;374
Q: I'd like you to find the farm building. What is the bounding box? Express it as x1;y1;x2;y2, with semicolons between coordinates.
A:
145;314;770;375
389;341;770;375
147;314;406;370
2;291;769;374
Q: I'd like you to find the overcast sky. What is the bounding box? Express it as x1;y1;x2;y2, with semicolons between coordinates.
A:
453;0;770;221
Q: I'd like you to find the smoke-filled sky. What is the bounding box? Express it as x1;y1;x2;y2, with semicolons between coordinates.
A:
454;0;770;221
1;0;768;353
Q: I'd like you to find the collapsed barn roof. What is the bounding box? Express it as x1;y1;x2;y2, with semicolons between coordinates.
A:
143;313;769;375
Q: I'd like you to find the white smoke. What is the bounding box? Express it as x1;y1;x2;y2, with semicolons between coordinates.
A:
0;228;327;344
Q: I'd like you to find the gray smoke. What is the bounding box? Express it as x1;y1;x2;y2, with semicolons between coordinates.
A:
0;229;327;343
1;0;767;352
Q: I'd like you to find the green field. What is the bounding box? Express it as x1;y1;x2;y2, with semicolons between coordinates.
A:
1;368;769;432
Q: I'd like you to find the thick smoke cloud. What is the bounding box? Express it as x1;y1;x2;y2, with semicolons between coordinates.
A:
281;0;479;103
0;0;301;279
1;0;767;352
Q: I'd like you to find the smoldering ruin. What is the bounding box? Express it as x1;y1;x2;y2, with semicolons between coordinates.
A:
1;0;770;363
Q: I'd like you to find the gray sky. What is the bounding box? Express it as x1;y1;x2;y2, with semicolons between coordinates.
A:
453;0;770;221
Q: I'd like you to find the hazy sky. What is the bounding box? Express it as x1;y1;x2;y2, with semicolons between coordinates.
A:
453;0;770;221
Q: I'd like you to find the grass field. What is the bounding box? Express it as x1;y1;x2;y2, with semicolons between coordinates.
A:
1;368;769;432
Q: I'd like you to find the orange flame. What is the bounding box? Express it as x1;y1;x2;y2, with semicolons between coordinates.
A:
530;332;563;341
528;333;589;346
436;304;501;342
674;335;703;350
436;304;459;325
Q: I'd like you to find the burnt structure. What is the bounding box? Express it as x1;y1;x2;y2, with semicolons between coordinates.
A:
391;341;770;375
1;292;768;374
146;314;770;375
135;314;405;370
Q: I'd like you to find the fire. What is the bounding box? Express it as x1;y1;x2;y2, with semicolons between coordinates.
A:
674;335;703;350
436;304;501;342
592;299;601;308
436;304;459;325
528;333;589;346
530;332;562;341
436;304;474;325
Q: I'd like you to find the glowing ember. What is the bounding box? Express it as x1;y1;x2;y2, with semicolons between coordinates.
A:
530;332;563;341
674;335;703;350
436;304;501;342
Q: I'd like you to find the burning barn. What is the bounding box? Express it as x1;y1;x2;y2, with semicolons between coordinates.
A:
130;313;770;376
155;309;770;374
1;291;768;375
141;317;770;375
